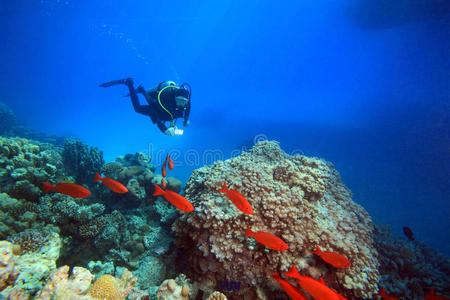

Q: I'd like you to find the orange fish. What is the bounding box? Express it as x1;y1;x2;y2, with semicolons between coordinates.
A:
284;265;339;300
42;182;91;198
161;160;167;177
375;287;399;300
94;173;128;193
161;178;167;189
245;227;288;251
273;272;308;300
167;154;174;170
313;245;351;268
219;182;254;214
153;184;194;212
318;278;347;300
425;289;450;300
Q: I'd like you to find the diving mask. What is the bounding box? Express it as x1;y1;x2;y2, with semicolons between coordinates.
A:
175;96;189;108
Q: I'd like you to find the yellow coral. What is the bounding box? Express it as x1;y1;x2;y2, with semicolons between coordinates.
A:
89;274;123;300
207;291;227;300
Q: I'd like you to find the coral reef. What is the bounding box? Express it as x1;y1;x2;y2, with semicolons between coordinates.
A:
0;193;41;240
374;224;450;299
173;141;380;299
0;232;61;298
0;129;448;300
207;291;228;300
62;138;105;185
116;152;154;170
0;240;20;293
0;102;17;135
89;270;137;300
156;279;190;300
6;230;47;253
0;136;65;202
34;265;94;299
34;265;143;300
0;101;67;146
134;255;166;290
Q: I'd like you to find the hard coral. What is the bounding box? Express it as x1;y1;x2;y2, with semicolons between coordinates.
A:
89;274;123;300
35;265;94;299
101;162;124;178
0;241;20;292
35;265;140;300
0;136;65;202
207;291;227;300
173;141;380;299
62;138;104;185
6;231;47;253
374;224;450;298
157;279;190;300
0;232;61;298
89;269;137;300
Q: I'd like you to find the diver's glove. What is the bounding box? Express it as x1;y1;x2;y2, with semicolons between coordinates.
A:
164;126;184;136
164;127;176;136
183;120;190;127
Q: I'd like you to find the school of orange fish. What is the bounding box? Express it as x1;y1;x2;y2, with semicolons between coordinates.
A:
40;154;449;300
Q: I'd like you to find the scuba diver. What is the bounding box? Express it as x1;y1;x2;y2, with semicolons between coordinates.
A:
100;78;191;135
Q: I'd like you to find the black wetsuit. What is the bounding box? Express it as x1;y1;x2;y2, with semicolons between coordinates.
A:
126;82;191;133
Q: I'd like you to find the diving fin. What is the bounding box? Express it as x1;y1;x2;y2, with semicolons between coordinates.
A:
99;79;126;88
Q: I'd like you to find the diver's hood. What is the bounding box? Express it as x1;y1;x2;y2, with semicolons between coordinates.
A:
158;81;176;89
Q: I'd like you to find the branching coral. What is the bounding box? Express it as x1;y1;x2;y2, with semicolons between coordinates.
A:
173;141;380;299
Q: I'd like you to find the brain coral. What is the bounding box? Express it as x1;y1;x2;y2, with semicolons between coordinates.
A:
89;274;123;300
172;141;380;299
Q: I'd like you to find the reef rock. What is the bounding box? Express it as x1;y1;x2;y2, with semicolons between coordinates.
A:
173;141;380;299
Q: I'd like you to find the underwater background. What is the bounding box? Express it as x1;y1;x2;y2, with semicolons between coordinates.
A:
0;1;449;299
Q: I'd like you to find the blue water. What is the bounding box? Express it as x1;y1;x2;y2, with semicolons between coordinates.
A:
0;1;449;255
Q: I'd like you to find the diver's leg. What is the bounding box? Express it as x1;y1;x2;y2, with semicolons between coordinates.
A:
125;79;153;116
125;79;141;110
99;78;130;87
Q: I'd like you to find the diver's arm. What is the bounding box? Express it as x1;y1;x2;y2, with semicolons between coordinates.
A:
183;101;191;125
156;121;168;133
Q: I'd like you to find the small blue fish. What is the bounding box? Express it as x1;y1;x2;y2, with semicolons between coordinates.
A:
218;280;241;291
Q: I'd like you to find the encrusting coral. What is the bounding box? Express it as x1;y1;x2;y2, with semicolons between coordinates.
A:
6;230;47;253
173;141;380;299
